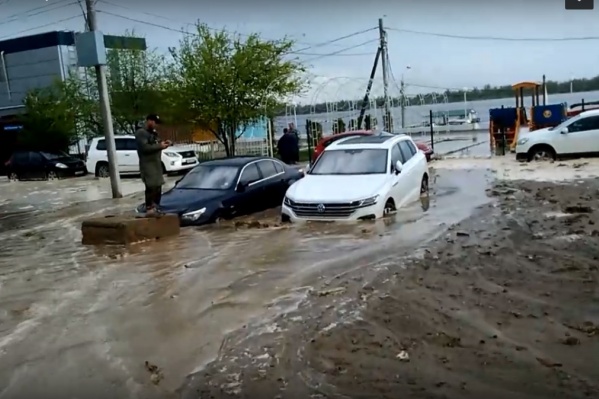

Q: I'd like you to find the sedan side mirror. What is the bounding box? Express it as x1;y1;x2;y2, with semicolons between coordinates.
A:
560;127;568;134
395;160;403;174
236;182;246;192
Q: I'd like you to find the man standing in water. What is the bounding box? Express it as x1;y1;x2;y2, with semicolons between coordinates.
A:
135;114;170;216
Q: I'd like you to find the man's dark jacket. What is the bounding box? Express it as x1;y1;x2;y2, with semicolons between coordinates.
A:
277;133;299;164
135;128;165;187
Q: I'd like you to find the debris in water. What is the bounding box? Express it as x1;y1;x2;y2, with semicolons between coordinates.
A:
145;361;163;385
536;357;562;368
564;205;592;214
315;287;346;297
396;350;410;361
560;336;580;346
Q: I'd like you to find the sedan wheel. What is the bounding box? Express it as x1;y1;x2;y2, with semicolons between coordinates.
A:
47;171;58;180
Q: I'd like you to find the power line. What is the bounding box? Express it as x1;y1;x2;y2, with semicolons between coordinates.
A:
0;14;83;41
293;51;373;57
387;27;599;42
292;27;377;53
387;53;460;93
97;0;350;49
96;8;379;60
0;0;76;24
301;39;378;63
291;53;372;57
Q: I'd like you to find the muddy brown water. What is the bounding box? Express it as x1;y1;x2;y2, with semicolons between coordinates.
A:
186;178;599;399
0;168;494;398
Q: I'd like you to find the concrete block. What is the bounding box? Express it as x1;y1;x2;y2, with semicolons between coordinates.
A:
81;214;180;245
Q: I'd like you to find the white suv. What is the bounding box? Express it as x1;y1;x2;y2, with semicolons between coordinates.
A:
516;109;599;161
86;135;199;177
282;134;429;222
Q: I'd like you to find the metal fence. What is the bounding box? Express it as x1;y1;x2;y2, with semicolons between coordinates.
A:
173;138;272;161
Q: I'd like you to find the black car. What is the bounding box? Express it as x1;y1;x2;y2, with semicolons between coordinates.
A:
5;151;88;181
136;156;305;226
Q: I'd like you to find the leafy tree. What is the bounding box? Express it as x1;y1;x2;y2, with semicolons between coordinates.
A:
168;23;306;156
60;33;170;137
106;40;171;134
18;78;92;152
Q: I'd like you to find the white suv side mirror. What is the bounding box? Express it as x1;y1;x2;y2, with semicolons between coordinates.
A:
395;160;403;174
560;127;568;134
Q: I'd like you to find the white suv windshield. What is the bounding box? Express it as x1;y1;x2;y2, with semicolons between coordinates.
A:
550;113;582;131
310;149;388;175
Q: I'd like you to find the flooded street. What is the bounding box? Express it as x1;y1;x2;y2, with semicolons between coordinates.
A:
0;167;493;398
184;159;599;399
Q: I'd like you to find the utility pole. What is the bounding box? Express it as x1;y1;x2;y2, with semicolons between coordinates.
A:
357;47;381;129
84;0;122;198
400;79;405;128
378;18;390;131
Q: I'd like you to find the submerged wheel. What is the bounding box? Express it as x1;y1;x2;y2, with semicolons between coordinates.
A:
420;174;429;195
281;213;291;223
8;172;18;181
211;211;225;224
96;162;110;178
528;145;555;162
46;171;58;180
383;199;396;215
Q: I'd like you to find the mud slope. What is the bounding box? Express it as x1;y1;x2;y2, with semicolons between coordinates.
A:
182;179;599;399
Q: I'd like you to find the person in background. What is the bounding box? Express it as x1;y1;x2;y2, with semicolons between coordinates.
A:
135;114;171;216
288;123;300;163
288;122;299;140
277;128;299;165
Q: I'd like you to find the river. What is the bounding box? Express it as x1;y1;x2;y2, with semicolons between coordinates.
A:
274;90;599;135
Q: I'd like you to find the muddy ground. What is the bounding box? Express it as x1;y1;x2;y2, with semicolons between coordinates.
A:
181;178;599;398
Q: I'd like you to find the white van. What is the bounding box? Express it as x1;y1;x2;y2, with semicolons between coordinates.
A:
85;135;198;177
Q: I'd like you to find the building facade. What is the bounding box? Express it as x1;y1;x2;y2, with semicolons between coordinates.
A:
0;31;146;171
0;31;146;118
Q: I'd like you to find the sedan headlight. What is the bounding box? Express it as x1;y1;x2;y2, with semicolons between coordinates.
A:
55;162;68;169
163;151;180;158
516;138;529;146
181;207;206;221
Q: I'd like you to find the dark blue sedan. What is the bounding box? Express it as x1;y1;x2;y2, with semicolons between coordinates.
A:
136;156;305;226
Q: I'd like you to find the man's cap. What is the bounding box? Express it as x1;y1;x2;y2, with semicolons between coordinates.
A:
146;114;162;124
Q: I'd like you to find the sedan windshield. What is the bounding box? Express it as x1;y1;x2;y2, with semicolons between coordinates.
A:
41;151;69;160
310;149;388;175
177;165;239;190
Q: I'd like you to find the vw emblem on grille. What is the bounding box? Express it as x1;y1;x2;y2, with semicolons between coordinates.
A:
317;204;325;213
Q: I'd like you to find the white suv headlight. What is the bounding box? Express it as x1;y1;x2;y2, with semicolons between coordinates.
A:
181;207;206;221
353;195;378;207
163;151;180;158
516;138;529;146
362;195;379;206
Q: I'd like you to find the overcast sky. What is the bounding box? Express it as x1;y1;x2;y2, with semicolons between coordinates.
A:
1;0;598;102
